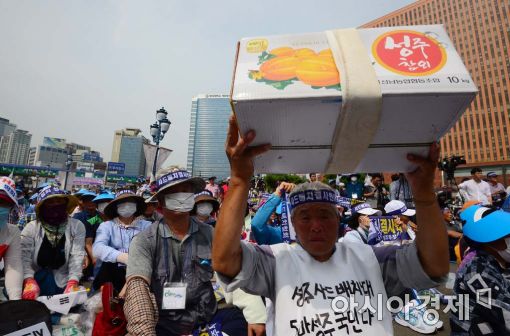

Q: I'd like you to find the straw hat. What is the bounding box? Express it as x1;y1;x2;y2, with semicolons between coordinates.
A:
194;190;220;212
148;168;205;202
36;186;79;216
103;189;146;219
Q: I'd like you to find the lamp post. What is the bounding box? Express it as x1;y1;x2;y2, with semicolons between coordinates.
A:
63;151;73;191
150;107;171;178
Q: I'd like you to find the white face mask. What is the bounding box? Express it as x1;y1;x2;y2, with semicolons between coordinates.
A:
196;202;213;217
117;202;137;218
351;176;358;182
164;193;195;213
498;237;510;263
97;202;108;214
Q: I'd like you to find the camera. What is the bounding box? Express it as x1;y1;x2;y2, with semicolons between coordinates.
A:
438;155;467;180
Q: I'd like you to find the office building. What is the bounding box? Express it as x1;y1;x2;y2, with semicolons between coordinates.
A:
32;137;103;169
111;128;148;176
0;129;32;165
0;118;16;137
32;145;68;168
28;147;36;166
187;94;231;180
362;0;510;178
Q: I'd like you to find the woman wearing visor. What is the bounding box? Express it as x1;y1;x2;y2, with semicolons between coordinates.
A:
342;202;381;244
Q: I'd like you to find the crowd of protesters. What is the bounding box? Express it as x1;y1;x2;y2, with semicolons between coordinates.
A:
0;129;509;335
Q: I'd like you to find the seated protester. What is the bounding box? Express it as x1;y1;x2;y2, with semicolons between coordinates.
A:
73;190;99;274
0;177;23;300
85;191;115;278
384;200;417;241
141;191;163;223
25;193;38;223
250;182;295;245
8;188;25;226
92;190;151;292
342;203;381;244
91;191;115;223
124;167;215;335
70;188;88;216
224;289;267;336
442;207;463;262
213;117;449;335
213;279;267;335
451;204;510;334
20;186;85;299
191;190;220;226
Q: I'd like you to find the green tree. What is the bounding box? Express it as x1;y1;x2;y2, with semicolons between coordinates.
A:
263;174;306;192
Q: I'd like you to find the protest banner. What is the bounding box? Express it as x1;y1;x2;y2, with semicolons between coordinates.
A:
367;216;411;245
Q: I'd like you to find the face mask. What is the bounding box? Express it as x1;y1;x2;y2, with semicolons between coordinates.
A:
40;204;68;225
0;207;10;229
196;202;213;217
498;237;510;263
351;177;358;182
117;202;137;218
164;193;195;213
97;203;108;214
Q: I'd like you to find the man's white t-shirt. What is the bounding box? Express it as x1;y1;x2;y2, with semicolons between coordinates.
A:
459;179;492;204
219;241;439;336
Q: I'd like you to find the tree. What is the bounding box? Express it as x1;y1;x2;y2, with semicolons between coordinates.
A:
263;174;306;192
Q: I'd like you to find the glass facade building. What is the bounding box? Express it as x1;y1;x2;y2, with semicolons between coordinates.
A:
111;128;148;177
119;136;146;177
187;94;231;180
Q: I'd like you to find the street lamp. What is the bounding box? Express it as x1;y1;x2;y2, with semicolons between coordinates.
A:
63;151;73;191
150;107;171;178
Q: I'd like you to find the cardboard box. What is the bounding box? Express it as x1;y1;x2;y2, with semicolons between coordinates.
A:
230;25;477;173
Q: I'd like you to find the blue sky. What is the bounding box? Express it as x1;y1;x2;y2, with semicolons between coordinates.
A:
0;0;415;167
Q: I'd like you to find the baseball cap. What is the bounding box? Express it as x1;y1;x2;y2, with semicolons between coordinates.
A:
0;177;17;206
487;172;497;178
461;204;510;243
351;203;381;216
384;200;416;216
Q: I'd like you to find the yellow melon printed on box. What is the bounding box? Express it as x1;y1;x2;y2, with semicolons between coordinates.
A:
247;43;341;90
372;30;447;76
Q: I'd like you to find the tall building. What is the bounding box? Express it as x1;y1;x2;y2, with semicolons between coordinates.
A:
33;145;68;168
32;137;104;169
0;117;32;165
362;0;510;178
28;147;36;166
0;118;16;137
0;129;32;165
111;128;148;176
187;94;231;180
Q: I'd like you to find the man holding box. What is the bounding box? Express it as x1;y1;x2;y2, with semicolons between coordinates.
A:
213;116;449;335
